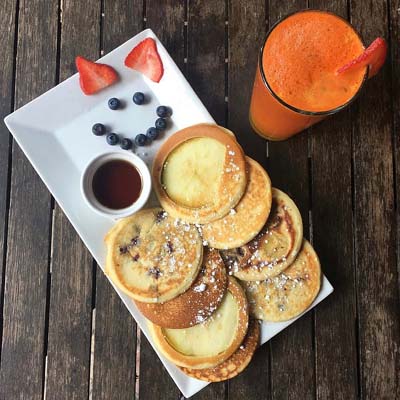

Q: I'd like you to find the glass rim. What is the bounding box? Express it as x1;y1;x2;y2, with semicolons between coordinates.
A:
259;9;369;117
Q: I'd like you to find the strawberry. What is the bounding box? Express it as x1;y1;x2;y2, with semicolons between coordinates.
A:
124;38;164;83
336;37;387;78
75;56;119;95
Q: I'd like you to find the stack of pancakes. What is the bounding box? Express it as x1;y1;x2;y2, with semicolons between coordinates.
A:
105;123;322;382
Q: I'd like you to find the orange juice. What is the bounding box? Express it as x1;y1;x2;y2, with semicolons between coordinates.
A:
249;10;367;140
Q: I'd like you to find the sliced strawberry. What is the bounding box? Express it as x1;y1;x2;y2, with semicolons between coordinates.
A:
75;56;119;95
336;37;387;78
124;38;164;83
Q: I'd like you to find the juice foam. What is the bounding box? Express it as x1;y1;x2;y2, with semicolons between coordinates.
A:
262;11;366;112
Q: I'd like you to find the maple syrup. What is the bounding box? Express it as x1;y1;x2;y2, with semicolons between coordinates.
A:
92;160;142;209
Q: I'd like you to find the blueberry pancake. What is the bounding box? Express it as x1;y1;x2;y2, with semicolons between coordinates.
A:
202;157;272;249
221;188;303;281
135;248;227;328
179;319;260;382
149;277;248;369
152;123;247;224
241;240;321;322
105;208;203;303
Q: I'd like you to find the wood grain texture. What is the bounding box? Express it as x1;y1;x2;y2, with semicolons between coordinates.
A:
0;1;58;399
390;0;400;362
188;0;226;125
229;345;270;400
191;380;226;400
43;1;100;399
91;274;137;400
45;209;94;399
103;0;143;52
389;0;400;344
138;334;176;400
187;1;227;398
228;0;267;164
350;0;400;398
227;2;270;396
309;2;359;399
90;2;142;399
147;0;185;70
0;0;17;354
266;2;315;400
139;1;185;398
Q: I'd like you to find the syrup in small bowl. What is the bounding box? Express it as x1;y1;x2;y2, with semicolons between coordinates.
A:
81;152;151;219
92;160;142;210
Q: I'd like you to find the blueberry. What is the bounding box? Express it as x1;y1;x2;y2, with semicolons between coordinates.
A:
135;134;147;147
156;105;171;118
146;127;159;140
133;92;145;105
106;133;119;145
108;97;121;110
155;118;167;130
92;123;106;136
120;138;133;150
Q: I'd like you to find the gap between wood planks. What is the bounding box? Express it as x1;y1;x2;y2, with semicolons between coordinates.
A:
40;0;63;397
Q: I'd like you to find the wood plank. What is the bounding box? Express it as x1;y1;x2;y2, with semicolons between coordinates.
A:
45;210;94;398
0;0;17;355
147;0;185;71
187;0;226;125
187;1;227;398
229;344;270;400
91;275;137;400
139;335;180;400
139;1;185;398
227;1;270;397
44;1;100;399
266;2;314;400
350;1;400;398
228;0;267;165
390;0;400;366
91;1;142;399
0;0;58;398
309;2;359;399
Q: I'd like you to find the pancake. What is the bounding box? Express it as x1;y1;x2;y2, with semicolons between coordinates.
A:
105;208;203;303
135;248;227;328
241;240;321;321
152;123;247;224
201;157;272;249
179;319;260;382
221;188;303;280
149;277;249;369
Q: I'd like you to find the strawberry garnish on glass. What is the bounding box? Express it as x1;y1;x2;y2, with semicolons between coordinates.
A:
336;37;388;78
124;38;164;83
75;56;119;95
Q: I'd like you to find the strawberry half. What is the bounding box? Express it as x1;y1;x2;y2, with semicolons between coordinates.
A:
124;38;164;83
336;37;387;78
75;56;119;95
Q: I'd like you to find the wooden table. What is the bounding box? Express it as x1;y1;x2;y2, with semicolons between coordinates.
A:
0;1;399;399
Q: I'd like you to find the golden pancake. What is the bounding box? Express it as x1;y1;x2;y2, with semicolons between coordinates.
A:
105;208;203;303
201;157;272;249
221;188;303;280
149;277;248;369
241;240;321;322
179;319;260;382
152;123;247;224
135;248;227;328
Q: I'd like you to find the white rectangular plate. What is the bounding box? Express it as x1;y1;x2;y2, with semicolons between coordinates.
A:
5;29;333;398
